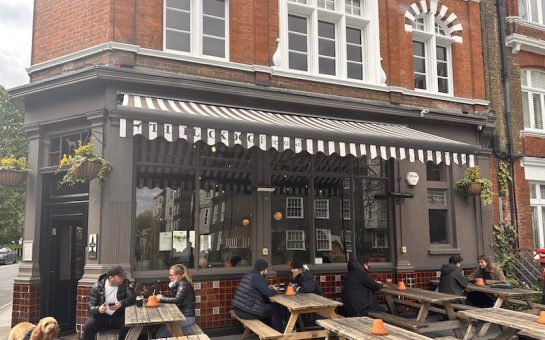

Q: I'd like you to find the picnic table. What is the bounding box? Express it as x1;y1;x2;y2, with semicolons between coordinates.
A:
269;292;342;339
316;316;435;340
458;307;545;340
465;282;540;336
124;303;186;340
375;286;467;334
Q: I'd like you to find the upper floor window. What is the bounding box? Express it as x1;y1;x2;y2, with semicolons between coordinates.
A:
164;0;228;59
278;0;384;84
519;0;545;25
522;69;545;130
412;14;454;95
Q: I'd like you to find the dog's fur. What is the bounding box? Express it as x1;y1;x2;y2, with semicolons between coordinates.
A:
8;317;60;340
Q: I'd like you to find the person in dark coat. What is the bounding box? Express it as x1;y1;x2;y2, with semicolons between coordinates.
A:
288;259;324;295
155;264;196;337
438;255;468;300
341;257;385;317
83;265;136;340
231;259;283;332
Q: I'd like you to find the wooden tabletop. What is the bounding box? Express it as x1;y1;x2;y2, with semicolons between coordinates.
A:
465;283;540;296
317;316;435;340
125;303;186;327
458;308;545;338
380;286;466;303
269;293;342;311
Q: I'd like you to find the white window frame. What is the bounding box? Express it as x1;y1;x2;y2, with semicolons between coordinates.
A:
342;199;351;220
316;228;332;251
163;0;229;60
314;199;330;219
342;229;352;252
519;0;545;25
371;230;387;248
412;12;455;95
286;230;306;250
521;69;545;131
531;182;545;247
277;0;384;85
286;197;304;218
343;177;351;189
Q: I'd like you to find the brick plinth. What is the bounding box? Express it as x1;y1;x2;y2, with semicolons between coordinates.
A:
76;285;92;338
12;283;41;327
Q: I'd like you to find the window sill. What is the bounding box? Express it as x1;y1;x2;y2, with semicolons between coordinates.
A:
428;247;461;255
520;129;545;138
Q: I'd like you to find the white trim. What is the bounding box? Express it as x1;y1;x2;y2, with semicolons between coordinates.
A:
506;33;545;55
506;15;545;31
315;228;332;251
521;157;545;182
286;230;306;250
314;199;330;219
521;129;545;138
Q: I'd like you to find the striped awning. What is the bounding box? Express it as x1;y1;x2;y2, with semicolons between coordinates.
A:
118;93;478;166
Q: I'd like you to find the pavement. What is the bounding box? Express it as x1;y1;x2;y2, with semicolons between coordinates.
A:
0;302;11;339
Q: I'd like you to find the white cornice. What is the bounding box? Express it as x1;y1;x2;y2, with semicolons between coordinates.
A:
521;129;545;138
26;42;489;107
521;157;545;168
506;16;545;32
506;33;545;55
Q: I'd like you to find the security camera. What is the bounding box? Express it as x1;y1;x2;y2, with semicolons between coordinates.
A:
420;109;429;117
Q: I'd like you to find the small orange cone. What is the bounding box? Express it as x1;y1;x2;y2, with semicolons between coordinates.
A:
475;278;486;286
397;281;407;290
146;295;158;307
285;285;296;296
537;311;545;324
370;319;388;335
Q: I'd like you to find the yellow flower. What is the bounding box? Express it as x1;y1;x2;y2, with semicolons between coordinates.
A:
59;154;68;168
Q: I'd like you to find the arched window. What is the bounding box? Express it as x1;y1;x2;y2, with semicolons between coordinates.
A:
404;2;463;95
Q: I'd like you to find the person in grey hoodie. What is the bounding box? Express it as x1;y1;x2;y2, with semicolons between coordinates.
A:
438;255;468;300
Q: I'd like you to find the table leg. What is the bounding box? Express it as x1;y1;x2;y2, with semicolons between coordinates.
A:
297;315;306;331
443;301;465;338
384;294;398;315
478;296;505;337
523;295;536;310
165;321;184;337
416;302;430;323
493;327;518;340
462;323;474;340
124;326;143;340
284;311;300;334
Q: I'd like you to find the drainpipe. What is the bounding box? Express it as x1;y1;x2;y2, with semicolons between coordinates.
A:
496;0;519;239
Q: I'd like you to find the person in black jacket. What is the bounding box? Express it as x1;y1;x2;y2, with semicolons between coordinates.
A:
83;265;136;340
438;255;468;300
231;259;283;332
341;258;385;317
155;264;196;337
288;259;324;295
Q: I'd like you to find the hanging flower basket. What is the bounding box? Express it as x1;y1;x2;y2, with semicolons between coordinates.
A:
73;160;102;181
0;169;26;187
465;182;483;196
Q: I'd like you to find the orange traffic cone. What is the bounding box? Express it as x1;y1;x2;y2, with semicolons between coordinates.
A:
285;285;296;296
370;319;388;335
475;278;485;286
537;311;545;324
146;295;158;307
397;281;407;290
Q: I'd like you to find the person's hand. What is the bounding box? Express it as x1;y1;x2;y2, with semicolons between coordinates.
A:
269;284;279;291
109;302;122;311
98;303;107;314
156;294;163;301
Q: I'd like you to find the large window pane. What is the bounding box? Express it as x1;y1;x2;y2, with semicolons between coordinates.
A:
288;15;308;71
166;11;191;31
203;0;225;18
167;0;190;10
429;210;448;244
166;31;191;52
203;16;225;37
202;36;225;57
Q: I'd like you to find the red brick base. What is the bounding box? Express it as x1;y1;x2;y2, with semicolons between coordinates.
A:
12;282;41;327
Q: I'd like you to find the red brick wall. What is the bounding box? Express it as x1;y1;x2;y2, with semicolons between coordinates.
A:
514;159;534;248
522;136;545;157
11;283;41;327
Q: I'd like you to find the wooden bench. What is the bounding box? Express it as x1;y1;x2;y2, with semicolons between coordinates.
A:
367;311;428;331
392;298;477;317
435;337;458;340
96;330;119;340
163;323;210;340
230;310;283;340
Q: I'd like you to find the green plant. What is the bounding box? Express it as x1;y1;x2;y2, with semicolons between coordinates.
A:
492;222;518;278
455;166;493;205
0;156;29;173
59;139;111;185
497;160;512;198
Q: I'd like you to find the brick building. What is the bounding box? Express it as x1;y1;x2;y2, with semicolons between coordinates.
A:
480;0;545;250
9;0;493;335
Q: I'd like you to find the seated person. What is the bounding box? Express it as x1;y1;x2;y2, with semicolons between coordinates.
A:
83;265;136;340
341;257;386;317
438;255;468;299
467;255;506;307
231;259;283;332
155;264;196;337
288;259;324;295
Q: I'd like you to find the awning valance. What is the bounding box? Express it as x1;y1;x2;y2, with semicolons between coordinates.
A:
118;93;478;166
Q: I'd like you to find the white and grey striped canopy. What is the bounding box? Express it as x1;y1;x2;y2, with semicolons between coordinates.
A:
118;93;477;166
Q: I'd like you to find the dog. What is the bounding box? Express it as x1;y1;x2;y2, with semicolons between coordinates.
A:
8;317;60;340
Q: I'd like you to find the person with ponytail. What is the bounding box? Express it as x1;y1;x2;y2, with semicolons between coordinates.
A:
155;264;196;336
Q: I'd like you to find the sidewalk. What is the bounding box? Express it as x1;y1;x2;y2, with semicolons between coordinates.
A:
0;302;12;340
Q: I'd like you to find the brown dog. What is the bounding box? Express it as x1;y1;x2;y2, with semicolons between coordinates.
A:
8;317;60;340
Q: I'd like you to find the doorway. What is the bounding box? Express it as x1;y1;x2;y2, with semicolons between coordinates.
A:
43;209;87;333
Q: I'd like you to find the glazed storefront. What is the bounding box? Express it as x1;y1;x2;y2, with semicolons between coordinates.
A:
13;85;490;335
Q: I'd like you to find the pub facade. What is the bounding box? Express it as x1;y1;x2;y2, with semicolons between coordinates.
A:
9;0;494;335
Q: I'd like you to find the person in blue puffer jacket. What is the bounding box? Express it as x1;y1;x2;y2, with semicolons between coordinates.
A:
231;259;284;332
